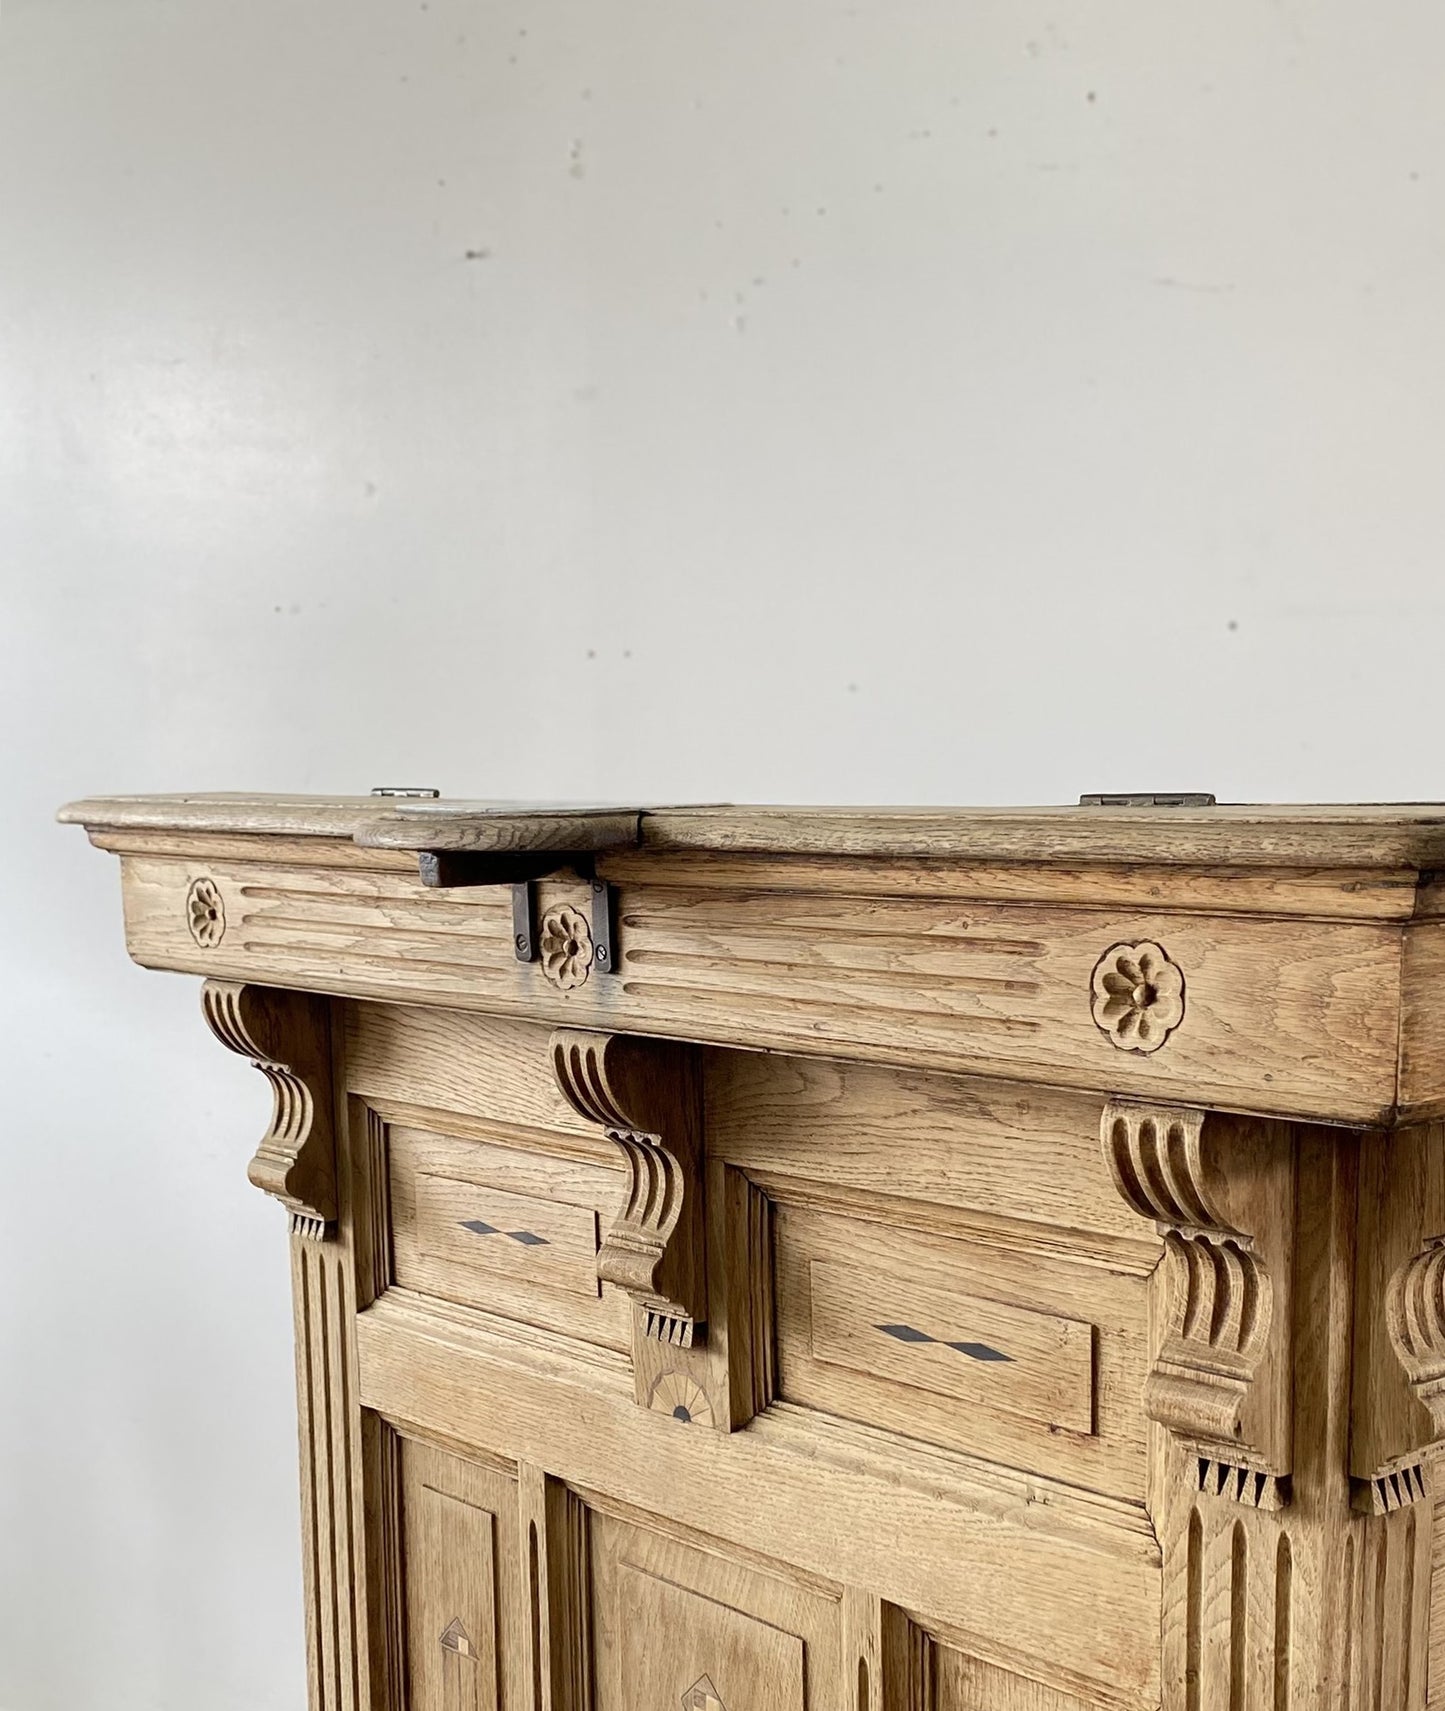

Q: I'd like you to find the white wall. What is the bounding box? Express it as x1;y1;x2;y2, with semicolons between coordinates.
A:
3;0;1444;1706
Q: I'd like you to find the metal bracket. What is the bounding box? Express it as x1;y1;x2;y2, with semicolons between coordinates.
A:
590;876;616;974
1079;793;1217;808
425;853;618;977
512;881;537;962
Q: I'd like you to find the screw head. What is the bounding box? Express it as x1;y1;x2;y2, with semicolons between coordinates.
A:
514;933;528;952
595;945;609;964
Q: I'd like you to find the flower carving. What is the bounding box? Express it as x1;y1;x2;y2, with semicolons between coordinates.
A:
540;905;594;991
186;877;226;948
1091;940;1184;1053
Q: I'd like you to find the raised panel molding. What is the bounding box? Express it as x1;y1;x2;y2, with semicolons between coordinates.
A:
201;978;337;1234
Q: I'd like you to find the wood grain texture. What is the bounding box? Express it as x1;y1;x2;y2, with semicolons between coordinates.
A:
599;849;1423;921
60;793;1445;869
1401;925;1445;1119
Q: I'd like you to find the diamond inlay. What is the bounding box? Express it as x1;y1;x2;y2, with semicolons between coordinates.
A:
876;1322;1013;1362
459;1219;551;1246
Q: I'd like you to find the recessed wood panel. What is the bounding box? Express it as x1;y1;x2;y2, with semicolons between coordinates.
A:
935;1644;1100;1711
389;1125;630;1352
591;1508;840;1711
618;1567;805;1711
774;1202;1147;1498
808;1259;1094;1434
400;1441;519;1711
414;1173;601;1301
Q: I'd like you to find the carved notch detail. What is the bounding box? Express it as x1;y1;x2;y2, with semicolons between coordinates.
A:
550;1029;706;1344
1104;1100;1291;1480
201;980;337;1234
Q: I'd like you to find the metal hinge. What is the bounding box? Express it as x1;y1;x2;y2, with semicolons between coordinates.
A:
1079;793;1217;808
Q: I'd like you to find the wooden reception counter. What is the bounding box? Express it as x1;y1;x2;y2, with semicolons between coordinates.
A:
60;793;1445;1711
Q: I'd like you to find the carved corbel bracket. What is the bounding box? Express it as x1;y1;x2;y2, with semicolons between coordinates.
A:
201;980;337;1238
1103;1100;1294;1489
1389;1238;1445;1434
550;1029;706;1347
1352;1124;1445;1508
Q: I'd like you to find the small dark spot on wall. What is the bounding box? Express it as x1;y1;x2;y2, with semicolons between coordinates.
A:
623;649;632;659
816;205;828;216
987;128;998;139
847;682;859;693
586;648;597;660
570;140;586;179
437;178;447;188
464;247;491;261
1087;90;1096;102
363;481;378;498
1227;619;1239;632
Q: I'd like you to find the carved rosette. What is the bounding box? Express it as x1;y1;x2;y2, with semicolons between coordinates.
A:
1103;1101;1290;1491
550;1029;706;1345
540;907;594;991
186;876;226;947
1091;941;1184;1053
201;980;337;1236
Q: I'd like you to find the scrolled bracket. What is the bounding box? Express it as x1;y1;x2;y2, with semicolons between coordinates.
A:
201;980;337;1237
1389;1238;1445;1435
1103;1099;1294;1494
550;1028;706;1345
